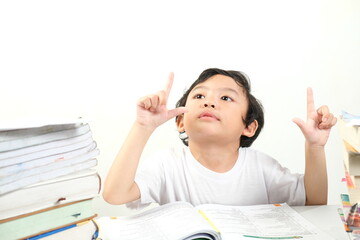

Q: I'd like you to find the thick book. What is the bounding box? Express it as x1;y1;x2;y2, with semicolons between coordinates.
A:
0;158;97;195
0;169;101;220
96;202;332;240
0;147;99;186
0;140;97;177
0;131;94;167
0;198;96;240
0;117;88;131
0;123;91;152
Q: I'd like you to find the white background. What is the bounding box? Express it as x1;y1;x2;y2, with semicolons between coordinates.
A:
0;0;359;216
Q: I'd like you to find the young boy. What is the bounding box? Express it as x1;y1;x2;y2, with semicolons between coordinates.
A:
103;68;337;208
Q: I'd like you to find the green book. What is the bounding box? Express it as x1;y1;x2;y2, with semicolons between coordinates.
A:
0;198;96;240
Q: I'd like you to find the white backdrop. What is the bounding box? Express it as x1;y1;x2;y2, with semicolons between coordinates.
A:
0;0;359;216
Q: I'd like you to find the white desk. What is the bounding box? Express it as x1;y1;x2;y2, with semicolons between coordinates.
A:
293;205;350;240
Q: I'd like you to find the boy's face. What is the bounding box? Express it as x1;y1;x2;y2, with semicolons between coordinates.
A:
177;74;253;147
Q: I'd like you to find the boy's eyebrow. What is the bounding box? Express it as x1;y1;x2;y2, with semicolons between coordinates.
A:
192;85;240;96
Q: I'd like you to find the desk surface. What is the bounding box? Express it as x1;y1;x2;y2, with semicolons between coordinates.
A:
293;205;350;240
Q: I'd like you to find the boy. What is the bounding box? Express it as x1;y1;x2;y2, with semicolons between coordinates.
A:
103;68;337;208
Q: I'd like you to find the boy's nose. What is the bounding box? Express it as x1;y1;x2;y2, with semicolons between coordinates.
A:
204;103;215;108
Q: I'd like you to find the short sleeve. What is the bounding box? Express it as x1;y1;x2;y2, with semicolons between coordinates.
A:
126;151;167;209
266;161;306;206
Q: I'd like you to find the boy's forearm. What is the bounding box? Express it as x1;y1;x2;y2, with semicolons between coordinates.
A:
304;142;328;205
102;122;155;205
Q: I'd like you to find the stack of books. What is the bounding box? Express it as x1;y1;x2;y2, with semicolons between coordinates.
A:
339;111;360;238
339;111;360;204
0;119;101;240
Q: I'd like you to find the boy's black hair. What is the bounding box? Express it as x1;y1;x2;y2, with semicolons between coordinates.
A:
175;68;264;148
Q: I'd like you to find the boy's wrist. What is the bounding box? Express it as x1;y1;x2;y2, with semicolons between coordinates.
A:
133;121;156;134
305;141;325;150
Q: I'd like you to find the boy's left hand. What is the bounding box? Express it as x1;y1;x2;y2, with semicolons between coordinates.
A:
292;88;337;147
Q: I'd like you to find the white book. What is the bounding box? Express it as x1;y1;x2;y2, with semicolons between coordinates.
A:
0;148;99;186
0;131;93;163
0;117;88;131
0;124;90;152
96;202;334;240
0;124;77;139
0;169;100;220
0;159;97;195
0;141;97;177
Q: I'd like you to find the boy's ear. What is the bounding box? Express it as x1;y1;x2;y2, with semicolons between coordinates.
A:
176;114;185;133
242;120;258;138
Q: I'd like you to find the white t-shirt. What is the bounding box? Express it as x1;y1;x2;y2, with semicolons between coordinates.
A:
129;147;305;208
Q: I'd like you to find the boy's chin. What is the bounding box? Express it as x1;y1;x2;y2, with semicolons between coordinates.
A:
189;134;238;146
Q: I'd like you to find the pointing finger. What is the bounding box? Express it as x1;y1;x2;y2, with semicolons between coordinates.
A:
307;87;315;119
158;90;167;108
164;72;174;99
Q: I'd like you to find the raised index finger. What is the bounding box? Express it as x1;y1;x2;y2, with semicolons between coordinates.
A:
306;87;316;118
164;72;174;98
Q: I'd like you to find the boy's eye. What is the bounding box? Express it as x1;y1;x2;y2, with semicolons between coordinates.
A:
221;96;232;101
195;94;205;99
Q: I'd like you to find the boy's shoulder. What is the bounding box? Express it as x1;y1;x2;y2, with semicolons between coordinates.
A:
240;147;279;166
149;146;187;159
240;147;272;158
143;146;188;166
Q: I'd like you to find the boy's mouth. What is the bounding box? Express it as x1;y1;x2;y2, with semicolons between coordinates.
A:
199;111;220;121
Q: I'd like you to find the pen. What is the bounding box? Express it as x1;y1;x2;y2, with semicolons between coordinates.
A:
243;235;303;239
25;224;76;240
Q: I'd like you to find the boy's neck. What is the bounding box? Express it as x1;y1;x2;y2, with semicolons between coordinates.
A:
188;142;239;173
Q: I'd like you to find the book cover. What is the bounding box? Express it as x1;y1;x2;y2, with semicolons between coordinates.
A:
0;199;96;240
0;169;100;220
0;117;88;131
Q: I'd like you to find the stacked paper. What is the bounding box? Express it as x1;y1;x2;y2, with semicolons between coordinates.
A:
0;119;100;240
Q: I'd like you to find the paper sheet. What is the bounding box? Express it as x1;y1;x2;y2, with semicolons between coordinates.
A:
197;203;334;240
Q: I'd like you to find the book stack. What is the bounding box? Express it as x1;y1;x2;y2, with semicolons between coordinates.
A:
339;111;360;204
0;120;101;240
339;111;360;238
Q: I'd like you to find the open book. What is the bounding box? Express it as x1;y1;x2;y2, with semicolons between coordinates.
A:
96;202;332;240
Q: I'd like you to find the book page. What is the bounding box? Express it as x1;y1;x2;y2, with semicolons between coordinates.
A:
0;117;87;131
197;203;334;240
96;202;221;240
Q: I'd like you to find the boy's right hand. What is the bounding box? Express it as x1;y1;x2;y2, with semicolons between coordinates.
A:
136;72;188;130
